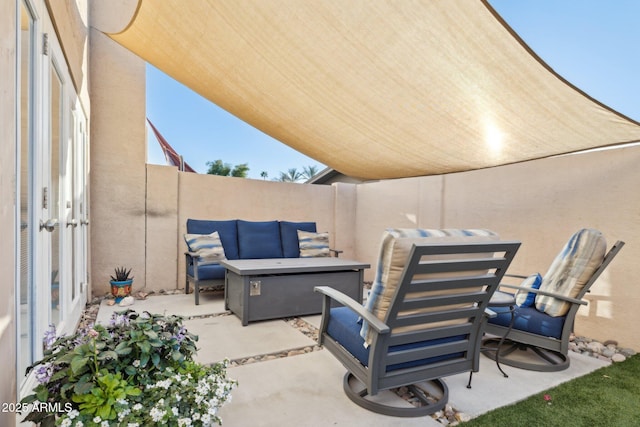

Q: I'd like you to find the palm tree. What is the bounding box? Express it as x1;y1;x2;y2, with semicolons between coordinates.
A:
275;168;303;182
301;165;319;180
260;171;268;180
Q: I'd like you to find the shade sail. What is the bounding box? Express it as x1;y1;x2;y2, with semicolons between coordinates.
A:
108;0;640;179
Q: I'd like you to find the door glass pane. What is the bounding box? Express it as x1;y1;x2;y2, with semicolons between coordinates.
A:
50;64;62;325
19;0;34;382
71;111;76;301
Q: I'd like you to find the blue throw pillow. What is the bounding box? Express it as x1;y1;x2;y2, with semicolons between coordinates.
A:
515;273;543;307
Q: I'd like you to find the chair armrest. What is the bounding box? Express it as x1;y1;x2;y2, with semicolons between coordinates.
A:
329;248;343;258
314;286;390;334
185;251;200;258
504;273;528;280
484;308;497;319
498;283;588;306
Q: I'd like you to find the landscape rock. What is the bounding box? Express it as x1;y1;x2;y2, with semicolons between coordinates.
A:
611;353;626;363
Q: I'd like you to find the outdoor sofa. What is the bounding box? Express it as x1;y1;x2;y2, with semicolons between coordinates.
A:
184;219;338;304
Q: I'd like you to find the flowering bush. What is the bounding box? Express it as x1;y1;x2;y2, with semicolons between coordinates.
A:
21;310;236;426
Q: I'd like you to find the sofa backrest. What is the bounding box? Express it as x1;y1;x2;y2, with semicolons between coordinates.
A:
186;219;318;260
186;219;240;260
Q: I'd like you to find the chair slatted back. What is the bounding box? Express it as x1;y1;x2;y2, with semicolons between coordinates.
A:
369;241;520;384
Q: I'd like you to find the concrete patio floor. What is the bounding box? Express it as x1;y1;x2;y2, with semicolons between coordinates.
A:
96;292;609;426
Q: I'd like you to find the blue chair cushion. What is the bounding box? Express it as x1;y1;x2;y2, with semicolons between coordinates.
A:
237;220;284;259
488;305;566;339
186;219;240;260
187;263;226;281
327;307;465;372
280;221;317;258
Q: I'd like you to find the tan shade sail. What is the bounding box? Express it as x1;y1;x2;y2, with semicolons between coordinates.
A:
108;0;640;179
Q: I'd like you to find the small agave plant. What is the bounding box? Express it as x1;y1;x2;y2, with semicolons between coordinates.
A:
110;266;133;282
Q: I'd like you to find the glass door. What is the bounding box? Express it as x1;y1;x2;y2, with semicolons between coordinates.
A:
17;0;88;391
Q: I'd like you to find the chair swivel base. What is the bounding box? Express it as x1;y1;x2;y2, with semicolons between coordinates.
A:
342;373;449;417
482;338;569;372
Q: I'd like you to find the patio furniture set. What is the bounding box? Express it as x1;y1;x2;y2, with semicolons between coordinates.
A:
184;220;624;417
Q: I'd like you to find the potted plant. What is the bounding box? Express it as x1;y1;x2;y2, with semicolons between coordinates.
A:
110;267;133;303
21;310;236;426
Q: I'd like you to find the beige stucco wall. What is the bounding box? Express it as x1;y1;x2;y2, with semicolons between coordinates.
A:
89;14;147;296
354;146;639;349
355;176;444;279
146;164;180;291
0;0;18;423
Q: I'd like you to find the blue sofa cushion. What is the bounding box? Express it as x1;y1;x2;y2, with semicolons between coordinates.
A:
327;307;465;372
488;305;566;339
186;219;240;260
187;263;226;281
237;220;284;259
280;221;317;257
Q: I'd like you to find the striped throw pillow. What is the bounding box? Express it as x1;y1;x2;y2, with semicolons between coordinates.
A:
297;230;330;257
184;231;227;265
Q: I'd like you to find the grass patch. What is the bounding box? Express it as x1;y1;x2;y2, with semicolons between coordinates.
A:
464;354;640;427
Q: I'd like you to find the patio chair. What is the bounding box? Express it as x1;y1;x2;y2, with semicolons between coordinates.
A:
315;229;520;417
483;229;625;372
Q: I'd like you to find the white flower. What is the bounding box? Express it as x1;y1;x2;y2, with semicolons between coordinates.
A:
201;414;211;424
172;406;179;416
67;409;79;419
175;393;182;401
118;408;131;421
93;416;101;424
127;423;140;427
132;403;143;411
178;418;192;426
60;418;72;427
75;421;84;427
192;412;201;421
132;359;140;368
101;421;109;427
150;407;166;422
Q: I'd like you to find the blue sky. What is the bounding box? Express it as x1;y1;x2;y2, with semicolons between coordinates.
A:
146;0;640;179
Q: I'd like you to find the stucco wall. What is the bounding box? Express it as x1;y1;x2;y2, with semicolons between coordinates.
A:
0;0;17;423
145;166;359;293
89;22;146;296
354;146;640;349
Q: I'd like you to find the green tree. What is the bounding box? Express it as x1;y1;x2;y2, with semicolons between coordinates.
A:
206;159;249;178
260;171;269;180
230;163;249;177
